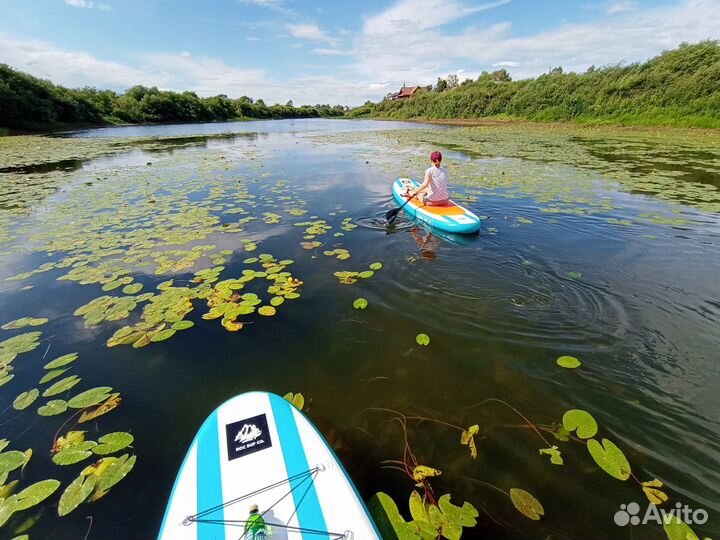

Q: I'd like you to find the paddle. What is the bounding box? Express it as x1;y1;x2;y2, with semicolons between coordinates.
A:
386;192;418;224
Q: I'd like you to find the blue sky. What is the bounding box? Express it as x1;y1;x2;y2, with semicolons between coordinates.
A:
0;0;717;105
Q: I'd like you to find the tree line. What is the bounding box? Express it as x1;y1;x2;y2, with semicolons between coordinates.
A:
0;64;345;132
349;41;720;128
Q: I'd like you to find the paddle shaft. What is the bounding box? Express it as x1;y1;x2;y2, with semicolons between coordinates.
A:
387;192;419;224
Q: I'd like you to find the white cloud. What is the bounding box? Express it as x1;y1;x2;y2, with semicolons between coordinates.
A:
606;1;635;14
311;48;350;56
0;31;157;88
3;0;719;107
64;0;111;10
240;0;283;7
363;0;510;35
286;23;336;44
350;0;720;98
140;52;269;96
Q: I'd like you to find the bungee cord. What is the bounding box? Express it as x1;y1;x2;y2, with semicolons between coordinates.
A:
182;465;352;539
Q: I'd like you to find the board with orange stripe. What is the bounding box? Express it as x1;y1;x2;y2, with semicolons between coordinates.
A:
391;178;481;234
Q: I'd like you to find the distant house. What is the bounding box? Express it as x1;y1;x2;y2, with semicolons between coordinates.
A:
389;85;421;100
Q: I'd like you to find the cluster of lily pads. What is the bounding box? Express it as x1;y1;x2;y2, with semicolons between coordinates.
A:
0;324;133;531
311;125;720;224
334;262;383;285
0;137;363;534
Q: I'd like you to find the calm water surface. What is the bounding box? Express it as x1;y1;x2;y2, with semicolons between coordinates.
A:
1;119;719;539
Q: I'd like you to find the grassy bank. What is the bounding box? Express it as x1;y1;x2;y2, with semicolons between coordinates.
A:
349;41;720;129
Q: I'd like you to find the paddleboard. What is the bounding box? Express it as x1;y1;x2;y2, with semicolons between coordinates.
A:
158;392;380;540
391;178;481;234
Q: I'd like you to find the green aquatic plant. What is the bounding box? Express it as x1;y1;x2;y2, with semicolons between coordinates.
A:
556;355;581;368
0;479;60;527
367;393;700;540
1;318;48;330
283;392;305;411
370;492;479;540
79;393;122;423
12;389;39;411
561;409;598;439
509;489;544;521
415;333;430;346
353;298;368;310
323;248;351;260
333;262;383;285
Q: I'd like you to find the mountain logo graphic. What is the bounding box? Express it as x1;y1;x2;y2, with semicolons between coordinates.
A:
226;414;272;460
235;423;262;444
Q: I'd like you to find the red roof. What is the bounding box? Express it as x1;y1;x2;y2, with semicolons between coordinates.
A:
397;86;420;98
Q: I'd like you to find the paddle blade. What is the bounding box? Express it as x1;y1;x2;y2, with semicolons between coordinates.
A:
385;208;400;223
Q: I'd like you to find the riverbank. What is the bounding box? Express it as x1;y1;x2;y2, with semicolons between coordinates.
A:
367;115;720;134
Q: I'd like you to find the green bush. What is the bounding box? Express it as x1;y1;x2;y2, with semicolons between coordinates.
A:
0;66;345;132
352;41;720;128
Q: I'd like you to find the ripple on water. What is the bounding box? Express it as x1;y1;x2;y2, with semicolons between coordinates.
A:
381;236;630;351
355;211;415;231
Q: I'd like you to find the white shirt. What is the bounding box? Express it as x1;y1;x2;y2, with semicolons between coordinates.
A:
424;165;449;201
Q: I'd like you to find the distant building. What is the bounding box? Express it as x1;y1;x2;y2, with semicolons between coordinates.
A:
388;85;421;100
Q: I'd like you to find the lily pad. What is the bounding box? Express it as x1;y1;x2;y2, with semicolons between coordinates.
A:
0;451;26;475
0;332;42;354
353;298;368;310
42;375;81;397
39;368;69;384
13;389;39;411
122;283;143;295
509;488;544;520
58;474;97;516
663;515;700;540
52;444;96;466
171;320;194;330
283;393;305;411
416;333;430;346
1;317;49;330
562;409;598;439
258;306;276;316
150;329;176;342
92;432;134;455
14;479;61;511
557;355;581;368
68;387;113;409
587;438;631;480
369;262;383;270
43;353;79;370
79;393;122;423
92;453;136;500
38;399;69;416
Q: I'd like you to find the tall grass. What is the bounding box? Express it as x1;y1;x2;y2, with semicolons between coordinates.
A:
349;41;720;128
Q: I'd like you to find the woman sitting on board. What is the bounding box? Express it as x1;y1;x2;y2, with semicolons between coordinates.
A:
405;150;450;206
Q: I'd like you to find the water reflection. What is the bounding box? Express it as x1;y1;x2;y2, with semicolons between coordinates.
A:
0;122;718;540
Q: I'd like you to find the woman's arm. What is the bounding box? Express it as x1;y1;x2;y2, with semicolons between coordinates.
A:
409;172;431;197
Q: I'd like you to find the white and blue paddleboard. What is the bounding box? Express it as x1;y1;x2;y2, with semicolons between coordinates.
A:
158;392;380;540
391;178;481;234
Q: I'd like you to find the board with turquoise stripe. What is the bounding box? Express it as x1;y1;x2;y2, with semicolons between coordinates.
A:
157;391;380;540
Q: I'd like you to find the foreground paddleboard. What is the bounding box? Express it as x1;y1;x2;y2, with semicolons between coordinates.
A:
158;392;380;540
391;178;481;234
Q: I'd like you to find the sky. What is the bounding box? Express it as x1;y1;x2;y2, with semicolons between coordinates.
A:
0;0;718;106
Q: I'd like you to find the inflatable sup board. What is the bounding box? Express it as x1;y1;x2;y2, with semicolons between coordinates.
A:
158;392;380;540
391;178;481;234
